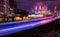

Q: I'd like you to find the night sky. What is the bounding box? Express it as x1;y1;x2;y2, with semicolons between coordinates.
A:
15;0;60;12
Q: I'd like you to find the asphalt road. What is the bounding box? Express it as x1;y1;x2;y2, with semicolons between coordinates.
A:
0;17;58;36
2;18;60;37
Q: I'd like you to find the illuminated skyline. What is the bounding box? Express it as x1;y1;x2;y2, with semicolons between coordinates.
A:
15;0;60;12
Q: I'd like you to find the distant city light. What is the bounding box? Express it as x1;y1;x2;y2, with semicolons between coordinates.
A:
42;6;45;11
54;6;57;11
39;5;42;10
35;6;38;10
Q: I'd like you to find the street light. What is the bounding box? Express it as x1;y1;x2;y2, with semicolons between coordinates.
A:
14;17;22;21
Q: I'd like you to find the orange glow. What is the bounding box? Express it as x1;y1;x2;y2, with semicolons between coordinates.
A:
23;17;30;20
0;18;4;22
14;17;22;21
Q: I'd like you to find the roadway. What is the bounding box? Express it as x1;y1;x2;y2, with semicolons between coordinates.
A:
0;16;60;36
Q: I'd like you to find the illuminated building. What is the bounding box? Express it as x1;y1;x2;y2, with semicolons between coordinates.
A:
0;18;4;22
0;0;10;16
0;0;17;17
0;0;4;13
14;17;22;21
31;2;48;17
0;0;7;16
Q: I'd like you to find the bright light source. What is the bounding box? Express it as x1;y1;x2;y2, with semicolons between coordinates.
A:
28;14;35;17
39;5;42;10
23;16;30;20
14;17;22;21
54;6;57;11
42;6;45;10
0;18;4;22
35;6;38;10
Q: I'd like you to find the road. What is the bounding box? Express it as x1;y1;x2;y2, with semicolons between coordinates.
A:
3;18;60;37
0;16;60;36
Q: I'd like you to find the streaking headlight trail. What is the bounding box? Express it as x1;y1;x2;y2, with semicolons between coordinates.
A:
0;16;60;36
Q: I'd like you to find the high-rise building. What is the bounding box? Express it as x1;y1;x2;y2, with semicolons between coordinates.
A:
0;0;4;15
0;0;10;16
0;0;17;17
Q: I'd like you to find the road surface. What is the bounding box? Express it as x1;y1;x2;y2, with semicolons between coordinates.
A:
0;16;60;36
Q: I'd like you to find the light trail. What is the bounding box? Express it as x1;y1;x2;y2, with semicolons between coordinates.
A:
0;16;54;29
0;16;54;26
0;16;60;36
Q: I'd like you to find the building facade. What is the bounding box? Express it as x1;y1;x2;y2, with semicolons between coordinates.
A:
0;0;10;16
0;0;17;17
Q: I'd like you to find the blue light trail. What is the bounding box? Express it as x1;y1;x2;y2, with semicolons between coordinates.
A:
0;16;60;36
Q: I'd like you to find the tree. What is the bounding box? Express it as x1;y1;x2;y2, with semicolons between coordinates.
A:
15;9;29;18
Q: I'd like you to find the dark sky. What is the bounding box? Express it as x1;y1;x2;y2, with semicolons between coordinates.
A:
15;0;60;12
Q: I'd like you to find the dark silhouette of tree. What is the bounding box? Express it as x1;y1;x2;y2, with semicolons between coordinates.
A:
15;9;29;18
57;5;60;11
9;0;29;17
